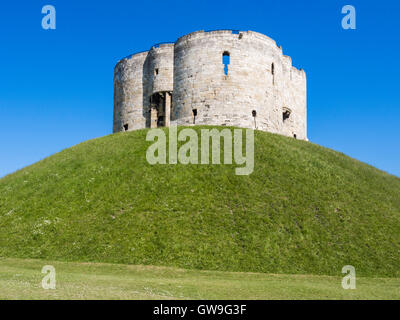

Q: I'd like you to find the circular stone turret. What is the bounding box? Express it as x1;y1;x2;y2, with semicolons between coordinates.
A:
172;30;306;139
113;51;148;132
145;43;174;94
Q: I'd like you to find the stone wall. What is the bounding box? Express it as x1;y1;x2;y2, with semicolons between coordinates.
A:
143;44;174;127
113;30;307;140
113;51;148;132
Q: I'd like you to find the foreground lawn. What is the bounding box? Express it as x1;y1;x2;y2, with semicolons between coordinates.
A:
1;258;399;300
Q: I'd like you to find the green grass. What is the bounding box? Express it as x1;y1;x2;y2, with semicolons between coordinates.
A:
1;258;399;300
0;126;399;278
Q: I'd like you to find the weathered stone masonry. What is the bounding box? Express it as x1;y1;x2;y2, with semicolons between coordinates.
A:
113;30;307;140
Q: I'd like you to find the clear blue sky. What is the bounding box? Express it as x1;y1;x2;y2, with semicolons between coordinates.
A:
1;0;399;177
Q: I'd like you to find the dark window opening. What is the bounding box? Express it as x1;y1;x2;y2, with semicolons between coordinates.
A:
294;134;297;139
223;52;230;75
123;124;129;131
192;109;197;124
154;68;159;76
149;92;167;128
271;63;275;85
283;110;291;122
252;110;257;129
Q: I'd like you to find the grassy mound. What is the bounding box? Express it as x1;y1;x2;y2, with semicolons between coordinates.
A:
0;126;399;277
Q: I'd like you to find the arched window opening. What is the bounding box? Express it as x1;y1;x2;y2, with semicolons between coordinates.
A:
223;52;230;75
283;107;291;123
283;110;291;122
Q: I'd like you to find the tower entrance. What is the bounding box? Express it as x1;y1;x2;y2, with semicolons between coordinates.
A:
149;91;172;128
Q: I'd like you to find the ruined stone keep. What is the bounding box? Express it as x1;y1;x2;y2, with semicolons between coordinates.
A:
113;30;307;140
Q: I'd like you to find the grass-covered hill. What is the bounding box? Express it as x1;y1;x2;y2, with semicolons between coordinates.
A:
0;126;399;277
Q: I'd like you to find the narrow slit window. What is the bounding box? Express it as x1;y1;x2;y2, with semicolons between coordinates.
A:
252;110;257;129
154;68;159;76
192;109;197;124
271;63;275;85
223;52;230;75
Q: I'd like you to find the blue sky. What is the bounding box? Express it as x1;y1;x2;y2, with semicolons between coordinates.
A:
0;0;399;177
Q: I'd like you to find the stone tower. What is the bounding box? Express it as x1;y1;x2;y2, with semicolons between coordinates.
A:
113;30;307;140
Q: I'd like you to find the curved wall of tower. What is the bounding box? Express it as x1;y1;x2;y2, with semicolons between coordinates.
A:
113;51;148;132
113;30;307;140
172;30;306;139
